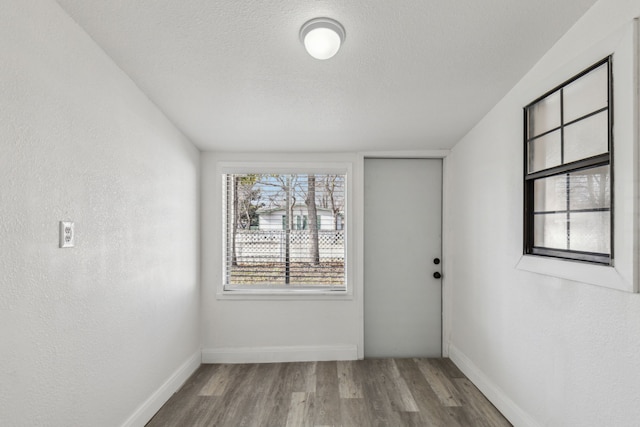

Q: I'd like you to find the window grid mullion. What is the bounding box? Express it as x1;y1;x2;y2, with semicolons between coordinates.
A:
525;153;609;180
533;207;611;215
560;88;565;165
566;174;571;250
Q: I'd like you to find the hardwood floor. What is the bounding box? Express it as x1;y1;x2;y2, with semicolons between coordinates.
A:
146;358;511;427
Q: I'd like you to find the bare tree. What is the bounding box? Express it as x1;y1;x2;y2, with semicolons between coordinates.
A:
231;174;259;266
263;174;298;284
305;174;320;265
237;175;260;229
323;175;344;230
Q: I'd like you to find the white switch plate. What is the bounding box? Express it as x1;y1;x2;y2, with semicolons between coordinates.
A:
59;221;75;248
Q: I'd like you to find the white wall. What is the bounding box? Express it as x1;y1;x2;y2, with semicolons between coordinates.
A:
201;152;361;362
0;1;200;426
445;0;640;425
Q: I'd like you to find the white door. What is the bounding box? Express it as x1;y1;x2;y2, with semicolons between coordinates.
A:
364;158;442;358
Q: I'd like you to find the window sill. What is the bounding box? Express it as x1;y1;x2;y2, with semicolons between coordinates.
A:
216;288;353;301
516;255;635;293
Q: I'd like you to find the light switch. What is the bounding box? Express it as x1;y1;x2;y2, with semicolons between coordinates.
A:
59;221;75;248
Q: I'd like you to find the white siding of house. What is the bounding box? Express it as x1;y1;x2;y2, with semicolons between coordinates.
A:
259;213;283;230
258;208;336;230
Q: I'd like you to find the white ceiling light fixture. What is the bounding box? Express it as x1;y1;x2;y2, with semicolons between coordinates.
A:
300;18;346;60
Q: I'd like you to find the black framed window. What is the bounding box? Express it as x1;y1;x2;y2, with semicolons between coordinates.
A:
524;57;612;264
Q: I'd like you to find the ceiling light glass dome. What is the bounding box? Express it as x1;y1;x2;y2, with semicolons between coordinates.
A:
300;18;346;60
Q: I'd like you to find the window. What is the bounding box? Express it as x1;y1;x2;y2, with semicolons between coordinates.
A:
524;57;612;264
223;172;346;290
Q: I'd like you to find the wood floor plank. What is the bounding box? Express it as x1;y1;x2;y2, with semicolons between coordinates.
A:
261;362;316;426
160;397;213;427
178;396;223;427
394;358;464;427
146;365;218;426
415;358;464;407
313;361;341;426
435;357;466;379
285;392;314;427
208;364;261;426
454;377;512;427
177;364;218;395
444;405;483;427
359;359;406;427
303;361;318;393
198;363;234;396
340;397;372;427
397;410;427;427
387;359;419;412
283;361;317;393
258;397;290;427
231;363;283;427
337;360;363;398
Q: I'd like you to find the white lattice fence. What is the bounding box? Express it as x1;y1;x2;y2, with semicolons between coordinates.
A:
235;230;344;263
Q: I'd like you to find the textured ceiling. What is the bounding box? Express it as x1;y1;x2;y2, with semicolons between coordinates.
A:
55;0;597;152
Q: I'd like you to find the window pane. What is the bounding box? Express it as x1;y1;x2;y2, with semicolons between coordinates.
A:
527;91;561;138
534;174;566;212
568;165;610;210
534;213;567;250
528;130;561;173
563;63;608;123
564;111;608;163
225;173;346;287
569;211;610;253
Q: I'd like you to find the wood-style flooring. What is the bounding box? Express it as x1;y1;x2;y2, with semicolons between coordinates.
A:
146;358;511;427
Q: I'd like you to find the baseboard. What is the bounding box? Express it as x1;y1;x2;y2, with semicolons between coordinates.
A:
201;344;358;364
448;344;539;427
121;350;201;427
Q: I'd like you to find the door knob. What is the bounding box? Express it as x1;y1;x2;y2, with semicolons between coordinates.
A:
433;272;442;279
433;258;440;265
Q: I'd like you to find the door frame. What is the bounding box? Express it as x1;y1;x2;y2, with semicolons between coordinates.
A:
356;150;451;359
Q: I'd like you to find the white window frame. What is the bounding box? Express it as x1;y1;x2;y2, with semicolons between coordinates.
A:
217;161;353;299
516;20;639;293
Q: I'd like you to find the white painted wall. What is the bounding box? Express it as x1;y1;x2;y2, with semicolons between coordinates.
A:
444;0;640;425
201;152;361;362
0;1;200;426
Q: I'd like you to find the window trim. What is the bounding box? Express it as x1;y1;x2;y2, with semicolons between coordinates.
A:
516;19;639;293
217;161;353;299
523;57;613;265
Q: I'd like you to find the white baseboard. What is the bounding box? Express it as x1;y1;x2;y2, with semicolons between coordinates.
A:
201;344;358;364
448;344;539;427
121;350;201;427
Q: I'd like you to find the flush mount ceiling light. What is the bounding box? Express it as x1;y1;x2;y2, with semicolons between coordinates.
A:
300;18;346;60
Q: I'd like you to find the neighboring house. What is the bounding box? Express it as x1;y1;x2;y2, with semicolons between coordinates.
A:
256;204;342;230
